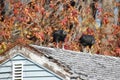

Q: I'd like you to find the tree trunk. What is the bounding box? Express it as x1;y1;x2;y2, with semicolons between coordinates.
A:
102;0;114;25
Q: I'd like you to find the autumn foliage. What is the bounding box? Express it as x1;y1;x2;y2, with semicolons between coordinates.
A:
0;0;120;57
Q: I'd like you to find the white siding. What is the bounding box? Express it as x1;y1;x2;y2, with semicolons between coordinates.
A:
0;54;63;80
23;77;63;80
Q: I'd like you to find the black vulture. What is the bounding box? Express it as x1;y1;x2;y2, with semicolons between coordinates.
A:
52;30;67;49
79;34;95;53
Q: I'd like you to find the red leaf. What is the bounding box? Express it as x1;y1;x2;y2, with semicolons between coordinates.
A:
50;4;55;8
115;48;120;55
61;17;68;25
34;5;40;12
64;43;70;50
72;9;78;16
34;32;44;41
14;9;19;15
103;15;109;24
86;28;94;35
40;7;45;15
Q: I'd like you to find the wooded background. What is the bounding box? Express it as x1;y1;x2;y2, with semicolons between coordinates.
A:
0;0;120;56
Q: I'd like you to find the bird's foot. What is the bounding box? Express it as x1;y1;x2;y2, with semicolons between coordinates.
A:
88;51;91;54
62;47;65;50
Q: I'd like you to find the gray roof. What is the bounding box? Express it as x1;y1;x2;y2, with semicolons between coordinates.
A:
30;45;120;80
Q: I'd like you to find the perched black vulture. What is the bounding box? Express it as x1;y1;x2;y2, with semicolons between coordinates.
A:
79;34;95;53
52;30;67;49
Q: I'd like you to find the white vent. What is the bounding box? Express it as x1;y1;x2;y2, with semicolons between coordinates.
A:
13;62;23;80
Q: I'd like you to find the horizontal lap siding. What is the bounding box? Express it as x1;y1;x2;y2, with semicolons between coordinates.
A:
0;63;12;79
23;77;62;80
23;70;54;76
0;66;12;73
0;55;62;80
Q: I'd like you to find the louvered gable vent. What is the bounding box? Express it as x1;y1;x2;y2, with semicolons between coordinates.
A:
13;62;23;80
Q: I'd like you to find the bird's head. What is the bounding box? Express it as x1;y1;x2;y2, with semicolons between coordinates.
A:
62;30;67;36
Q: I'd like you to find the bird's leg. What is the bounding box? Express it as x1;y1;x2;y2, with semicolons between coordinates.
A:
88;48;91;54
83;47;87;53
62;42;65;50
56;41;59;48
40;42;42;46
82;46;87;53
83;46;89;53
88;46;90;53
89;46;93;54
86;46;90;53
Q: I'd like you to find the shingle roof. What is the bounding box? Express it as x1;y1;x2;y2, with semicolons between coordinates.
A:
30;44;120;80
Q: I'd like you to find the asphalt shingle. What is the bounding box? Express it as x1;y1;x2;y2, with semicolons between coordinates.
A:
30;45;120;80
